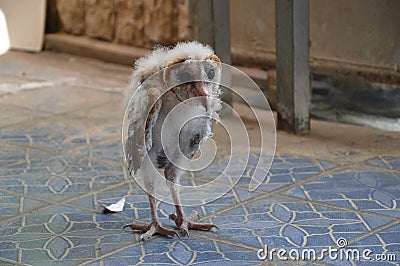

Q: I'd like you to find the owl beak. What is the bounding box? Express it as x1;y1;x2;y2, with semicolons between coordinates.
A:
192;83;210;112
199;84;209;97
198;84;210;112
202;96;210;112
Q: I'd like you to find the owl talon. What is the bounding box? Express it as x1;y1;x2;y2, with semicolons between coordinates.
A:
189;210;200;221
124;222;178;241
170;210;218;236
180;226;189;238
123;223;150;232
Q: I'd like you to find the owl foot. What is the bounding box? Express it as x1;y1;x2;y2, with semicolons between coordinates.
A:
169;210;218;238
123;222;179;241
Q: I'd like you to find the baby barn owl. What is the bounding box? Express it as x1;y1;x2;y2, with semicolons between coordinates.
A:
123;42;222;241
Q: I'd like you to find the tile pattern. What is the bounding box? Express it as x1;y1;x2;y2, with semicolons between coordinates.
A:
1;55;399;265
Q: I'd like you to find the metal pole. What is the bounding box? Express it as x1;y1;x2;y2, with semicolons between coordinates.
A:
276;0;311;134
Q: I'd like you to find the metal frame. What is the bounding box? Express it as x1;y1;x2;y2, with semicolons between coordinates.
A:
276;0;311;134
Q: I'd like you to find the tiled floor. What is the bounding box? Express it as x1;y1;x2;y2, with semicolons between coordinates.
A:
0;51;399;265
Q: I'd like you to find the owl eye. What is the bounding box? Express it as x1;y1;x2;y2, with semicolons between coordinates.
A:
179;72;192;83
207;69;215;80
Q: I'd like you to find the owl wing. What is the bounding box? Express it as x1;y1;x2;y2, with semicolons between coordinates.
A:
125;86;162;174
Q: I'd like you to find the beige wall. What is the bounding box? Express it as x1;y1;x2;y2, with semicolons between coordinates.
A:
51;0;400;75
231;0;400;71
53;0;189;48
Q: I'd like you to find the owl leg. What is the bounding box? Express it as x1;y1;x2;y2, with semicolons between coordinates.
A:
165;163;218;238
124;193;178;241
124;158;178;241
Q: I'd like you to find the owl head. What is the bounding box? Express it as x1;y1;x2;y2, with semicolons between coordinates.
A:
163;53;221;111
124;42;222;112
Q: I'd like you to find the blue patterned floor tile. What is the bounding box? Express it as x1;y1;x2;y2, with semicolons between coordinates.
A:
317;159;338;171
355;223;400;264
366;157;392;169
193;261;255;266
0;154;125;210
190;153;326;195
367;156;400;170
0;104;50;129
92;140;124;164
67;139;124;165
344;232;399;265
284;168;400;218
0;144;28;168
0;115;119;153
83;261;102;266
235;154;328;193
94;238;261;265
85;152;332;217
1;85;120;114
209;197;392;253
0;144;48;174
104;256;142;266
4;51;400;266
67;181;155;225
0;249;18;262
220;250;259;262
0;204;151;265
